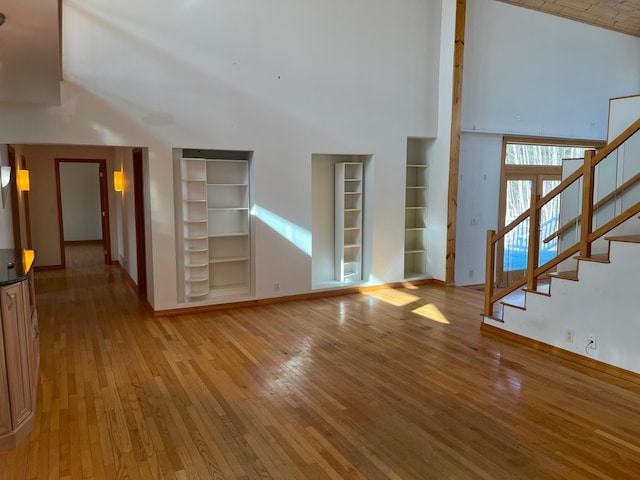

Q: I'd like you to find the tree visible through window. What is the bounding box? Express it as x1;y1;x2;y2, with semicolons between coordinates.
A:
498;138;602;283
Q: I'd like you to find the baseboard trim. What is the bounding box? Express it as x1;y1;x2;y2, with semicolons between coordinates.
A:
120;266;138;293
481;322;640;385
63;240;103;246
34;264;64;272
153;278;435;317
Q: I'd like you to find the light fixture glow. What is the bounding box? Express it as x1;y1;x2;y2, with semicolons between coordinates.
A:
114;171;124;192
22;250;35;271
18;170;30;191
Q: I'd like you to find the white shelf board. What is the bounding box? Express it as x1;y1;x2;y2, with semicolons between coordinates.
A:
208;232;249;238
209;256;249;264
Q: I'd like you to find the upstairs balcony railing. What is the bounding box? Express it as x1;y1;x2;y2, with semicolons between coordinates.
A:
485;118;640;317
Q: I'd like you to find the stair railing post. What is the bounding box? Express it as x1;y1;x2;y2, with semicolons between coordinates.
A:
484;230;496;317
580;150;595;258
527;198;540;292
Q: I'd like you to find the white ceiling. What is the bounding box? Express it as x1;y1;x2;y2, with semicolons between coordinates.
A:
0;0;60;105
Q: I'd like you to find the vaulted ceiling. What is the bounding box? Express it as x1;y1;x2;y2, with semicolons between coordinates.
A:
0;1;638;106
498;0;640;37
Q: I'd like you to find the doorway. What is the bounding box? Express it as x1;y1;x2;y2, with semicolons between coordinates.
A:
55;159;112;267
497;138;601;286
132;148;147;295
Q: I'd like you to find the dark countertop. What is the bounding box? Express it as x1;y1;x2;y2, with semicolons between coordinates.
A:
0;249;35;286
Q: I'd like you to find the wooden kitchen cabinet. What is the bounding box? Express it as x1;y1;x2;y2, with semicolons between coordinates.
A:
0;250;38;452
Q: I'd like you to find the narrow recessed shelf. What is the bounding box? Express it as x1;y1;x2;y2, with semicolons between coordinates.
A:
186;291;209;298
207;183;248;187
208;232;248;238
209;256;249;264
336;162;363;283
207;207;249;211
186;277;208;283
404;138;430;279
185;263;208;268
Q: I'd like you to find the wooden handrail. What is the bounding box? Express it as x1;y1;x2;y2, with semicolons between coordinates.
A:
536;168;583;211
588;202;640;243
590;118;640;169
489;277;527;305
484;116;640;319
527;194;541;291
580;150;595;257
492;208;532;241
484;230;495;316
533;243;580;277
543;171;640;244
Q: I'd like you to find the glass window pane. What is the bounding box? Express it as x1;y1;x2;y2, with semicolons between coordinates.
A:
505;144;594;166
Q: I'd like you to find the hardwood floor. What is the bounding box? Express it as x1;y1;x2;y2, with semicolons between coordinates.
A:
2;244;640;479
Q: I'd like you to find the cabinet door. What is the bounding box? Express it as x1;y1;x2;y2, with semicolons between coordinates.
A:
23;278;39;395
0;311;11;437
1;283;33;427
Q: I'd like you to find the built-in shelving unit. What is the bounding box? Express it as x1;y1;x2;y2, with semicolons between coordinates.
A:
175;149;253;302
335;162;363;283
404;139;429;278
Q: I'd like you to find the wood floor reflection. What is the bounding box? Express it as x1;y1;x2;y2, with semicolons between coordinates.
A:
2;244;640;478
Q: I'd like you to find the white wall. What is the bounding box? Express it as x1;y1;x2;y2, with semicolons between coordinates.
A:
0;145;13;249
0;0;448;310
608;95;640;141
59;162;102;241
425;0;456;282
455;0;640;286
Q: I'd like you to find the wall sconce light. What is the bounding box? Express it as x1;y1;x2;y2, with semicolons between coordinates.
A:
114;171;124;192
17;170;30;191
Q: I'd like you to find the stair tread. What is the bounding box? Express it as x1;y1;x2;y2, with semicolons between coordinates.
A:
500;300;526;311
574;253;609;263
605;234;640;243
522;288;551;296
549;270;579;281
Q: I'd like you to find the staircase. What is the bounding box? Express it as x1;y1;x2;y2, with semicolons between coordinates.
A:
484;235;640;374
483;117;640;375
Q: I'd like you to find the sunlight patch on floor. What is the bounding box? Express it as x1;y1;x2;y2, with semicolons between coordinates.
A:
363;289;420;307
412;303;450;324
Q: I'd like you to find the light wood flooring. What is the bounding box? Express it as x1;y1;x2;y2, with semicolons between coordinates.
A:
2;244;640;479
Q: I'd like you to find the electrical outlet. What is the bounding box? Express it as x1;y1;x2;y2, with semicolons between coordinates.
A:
587;335;597;350
274;282;280;292
565;329;574;343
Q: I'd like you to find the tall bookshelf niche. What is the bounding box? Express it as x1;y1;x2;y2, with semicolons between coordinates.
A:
174;149;253;303
311;154;373;289
335;162;363;283
404;138;430;279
